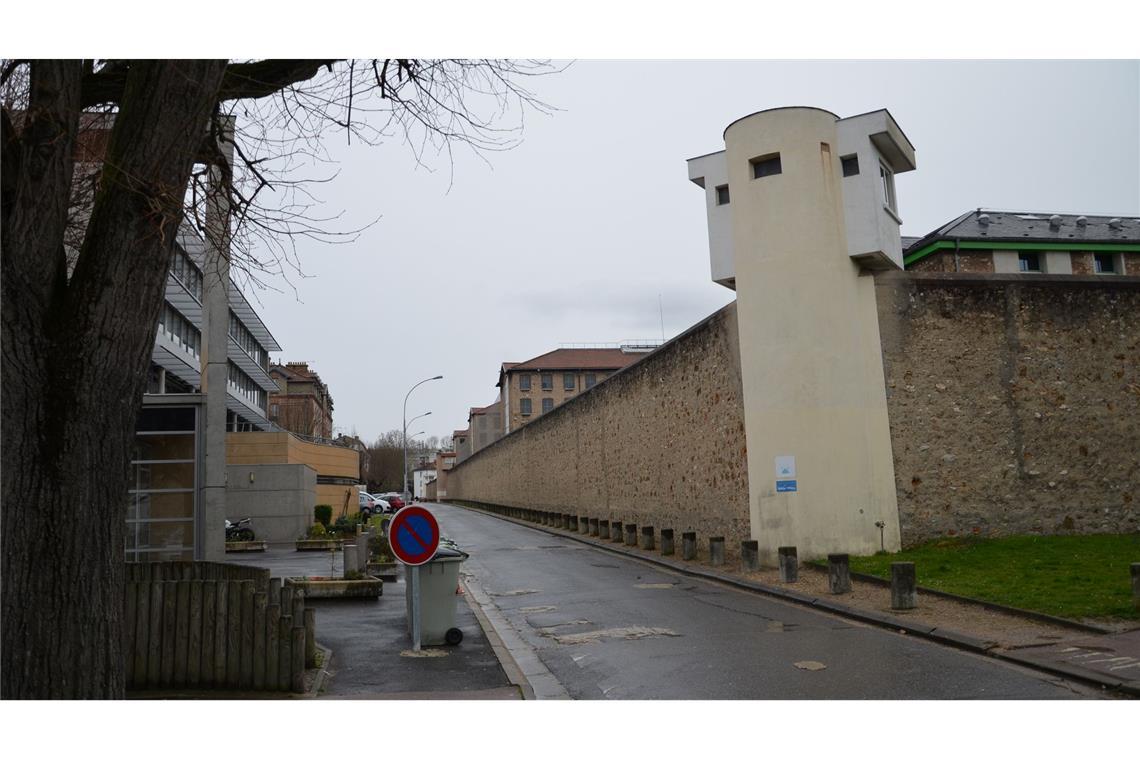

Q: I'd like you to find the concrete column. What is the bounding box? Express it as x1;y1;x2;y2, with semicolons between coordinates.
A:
304;608;317;668
640;526;655;551
828;554;851;594
661;529;675;556
589;518;599;537
625;524;638;547
1133;564;1140;611
682;531;697;560
599;520;610;540
199;117;235;562
741;540;759;571
709;537;725;566
891;562;916;610
612;521;623;543
778;546;798;583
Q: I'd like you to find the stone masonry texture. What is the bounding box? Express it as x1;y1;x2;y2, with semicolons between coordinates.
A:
447;303;751;556
875;272;1140;546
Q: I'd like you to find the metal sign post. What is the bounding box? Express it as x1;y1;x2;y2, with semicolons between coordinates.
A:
387;506;440;652
410;564;422;651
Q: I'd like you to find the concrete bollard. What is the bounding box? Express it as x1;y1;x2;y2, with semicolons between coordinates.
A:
709;537;726;566
1131;563;1140;611
589;518;599;537
741;540;759;571
778;546;798;583
661;529;675;556
564;514;573;530
640;526;655;551
682;531;697;560
891;562;917;610
828;554;852;594
625;524;638;547
342;544;356;577
599;520;610;540
579;516;590;535
612;521;623;543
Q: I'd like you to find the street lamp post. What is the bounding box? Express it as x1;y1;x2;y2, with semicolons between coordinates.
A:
403;375;442;502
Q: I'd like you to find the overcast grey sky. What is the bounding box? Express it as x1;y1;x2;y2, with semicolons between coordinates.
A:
244;60;1139;445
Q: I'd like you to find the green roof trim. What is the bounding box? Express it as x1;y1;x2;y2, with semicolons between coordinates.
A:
904;240;1140;267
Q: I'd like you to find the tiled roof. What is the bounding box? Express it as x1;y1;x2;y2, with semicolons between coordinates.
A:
905;209;1140;256
508;348;645;372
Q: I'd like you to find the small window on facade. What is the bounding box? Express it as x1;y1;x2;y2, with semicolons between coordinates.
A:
1018;252;1042;272
880;163;897;213
841;155;859;177
542;398;554;414
563;373;576;391
585;373;597;389
520;398;532;416
715;185;730;205
519;374;531;391
1094;253;1116;274
750;153;782;179
541;373;553;391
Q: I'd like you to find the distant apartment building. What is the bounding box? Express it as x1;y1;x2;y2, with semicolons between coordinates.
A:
268;361;334;439
469;400;505;455
903;210;1139;274
498;347;651;433
453;428;473;464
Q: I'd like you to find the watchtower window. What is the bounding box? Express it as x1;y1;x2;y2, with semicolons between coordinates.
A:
750;153;782;179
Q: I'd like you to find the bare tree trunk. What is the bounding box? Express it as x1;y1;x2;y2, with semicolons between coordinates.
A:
1;60;227;698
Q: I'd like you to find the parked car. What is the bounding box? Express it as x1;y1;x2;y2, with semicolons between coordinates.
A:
359;492;390;517
378;492;406;511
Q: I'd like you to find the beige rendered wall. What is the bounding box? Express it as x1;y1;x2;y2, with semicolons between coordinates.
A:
448;304;752;555
724;107;901;563
876;271;1140;544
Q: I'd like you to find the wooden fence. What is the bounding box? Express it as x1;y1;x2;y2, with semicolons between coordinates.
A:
124;561;315;693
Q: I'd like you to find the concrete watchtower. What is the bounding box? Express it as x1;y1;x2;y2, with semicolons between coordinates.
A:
688;107;916;563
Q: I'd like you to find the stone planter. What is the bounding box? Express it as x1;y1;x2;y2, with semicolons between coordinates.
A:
367;561;399;583
225;540;267;552
295;539;342;552
286;576;383;599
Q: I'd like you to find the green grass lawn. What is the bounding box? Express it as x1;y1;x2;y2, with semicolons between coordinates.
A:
842;534;1140;621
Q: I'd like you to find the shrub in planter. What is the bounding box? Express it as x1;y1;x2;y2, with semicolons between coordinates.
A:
314;504;333;527
307;523;328;539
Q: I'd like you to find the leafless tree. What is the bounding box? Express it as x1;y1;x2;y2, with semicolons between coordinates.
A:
1;59;557;698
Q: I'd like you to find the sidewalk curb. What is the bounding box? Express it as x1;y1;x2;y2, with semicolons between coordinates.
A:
459;576;534;700
449;502;1133;698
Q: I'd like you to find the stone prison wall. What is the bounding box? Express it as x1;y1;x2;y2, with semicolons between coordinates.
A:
446;303;752;558
876;272;1140;546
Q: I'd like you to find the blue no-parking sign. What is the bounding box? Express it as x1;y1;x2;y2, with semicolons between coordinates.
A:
387;506;440;566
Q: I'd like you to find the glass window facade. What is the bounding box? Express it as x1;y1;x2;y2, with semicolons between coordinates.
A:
228;361;267;412
158;303;201;358
229;311;269;369
128;405;198;562
170;247;203;301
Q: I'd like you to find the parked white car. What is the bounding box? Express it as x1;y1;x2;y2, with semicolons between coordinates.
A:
358;492;390;517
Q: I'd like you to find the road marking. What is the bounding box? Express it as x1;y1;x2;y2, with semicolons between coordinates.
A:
793;661;827;671
634;583;675;589
519;605;558;613
490;589;541;597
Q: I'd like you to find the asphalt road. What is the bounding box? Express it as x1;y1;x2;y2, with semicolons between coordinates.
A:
430;502;1101;700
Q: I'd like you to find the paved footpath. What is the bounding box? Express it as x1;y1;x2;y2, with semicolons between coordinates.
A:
226;545;520;699
1000;630;1140;694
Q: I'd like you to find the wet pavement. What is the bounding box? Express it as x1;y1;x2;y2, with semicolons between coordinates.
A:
431;502;1108;700
225;543;519;699
1000;629;1140;695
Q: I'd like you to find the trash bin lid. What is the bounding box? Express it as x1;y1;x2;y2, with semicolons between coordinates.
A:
431;545;468;561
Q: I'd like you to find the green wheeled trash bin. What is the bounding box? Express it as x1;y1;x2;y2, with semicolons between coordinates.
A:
405;545;469;645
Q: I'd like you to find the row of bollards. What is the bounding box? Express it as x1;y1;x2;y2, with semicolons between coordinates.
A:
496;505;935;612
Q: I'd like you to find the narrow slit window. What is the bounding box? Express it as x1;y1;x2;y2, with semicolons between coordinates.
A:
715;185;730;205
750;153;782;179
880;162;897;212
